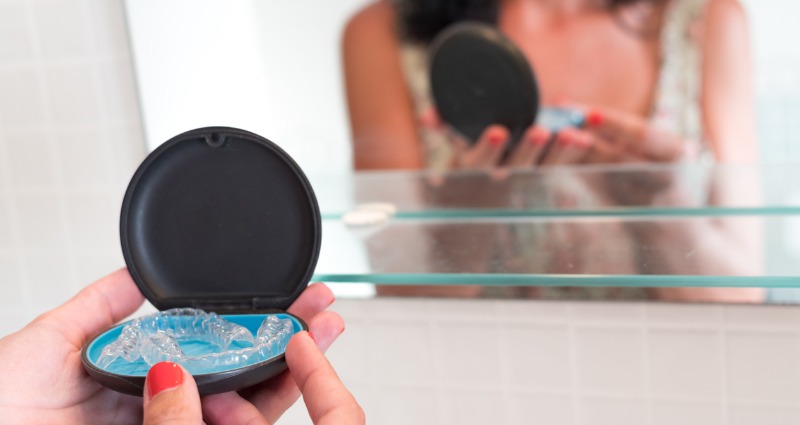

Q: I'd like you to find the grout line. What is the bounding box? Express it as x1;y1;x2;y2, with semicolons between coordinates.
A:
0;54;132;71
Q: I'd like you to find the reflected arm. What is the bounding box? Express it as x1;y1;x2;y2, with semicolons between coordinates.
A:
342;1;424;170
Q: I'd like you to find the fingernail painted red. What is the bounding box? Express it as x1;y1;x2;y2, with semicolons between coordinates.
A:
587;110;604;127
147;362;183;398
489;133;505;147
308;331;316;343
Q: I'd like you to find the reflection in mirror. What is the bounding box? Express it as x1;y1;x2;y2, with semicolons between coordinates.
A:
125;0;800;304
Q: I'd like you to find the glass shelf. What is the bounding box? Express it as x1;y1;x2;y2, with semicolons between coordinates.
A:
309;164;800;289
313;213;800;288
309;163;800;220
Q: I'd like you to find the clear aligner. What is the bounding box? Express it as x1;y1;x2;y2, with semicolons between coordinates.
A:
96;309;295;374
135;308;255;349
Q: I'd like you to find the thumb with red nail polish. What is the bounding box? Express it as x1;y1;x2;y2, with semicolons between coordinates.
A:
143;362;202;425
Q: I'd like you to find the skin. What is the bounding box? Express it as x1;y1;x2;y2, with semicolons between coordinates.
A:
342;0;757;170
0;268;353;424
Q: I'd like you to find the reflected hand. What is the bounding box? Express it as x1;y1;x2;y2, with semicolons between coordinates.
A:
420;106;552;170
552;103;685;165
0;268;344;425
537;103;687;203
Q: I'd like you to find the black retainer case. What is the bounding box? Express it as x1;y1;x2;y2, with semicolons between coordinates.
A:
80;127;321;396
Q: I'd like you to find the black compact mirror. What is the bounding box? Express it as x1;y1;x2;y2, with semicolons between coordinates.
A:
428;22;587;151
429;22;540;149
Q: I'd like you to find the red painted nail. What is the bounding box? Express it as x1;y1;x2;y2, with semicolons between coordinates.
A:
488;132;506;147
147;362;183;398
587;110;604;127
308;331;316;343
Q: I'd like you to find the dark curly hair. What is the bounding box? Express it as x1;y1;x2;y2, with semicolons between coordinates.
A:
395;0;666;43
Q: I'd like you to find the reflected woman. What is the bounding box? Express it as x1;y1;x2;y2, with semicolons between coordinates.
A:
343;0;756;170
343;0;764;302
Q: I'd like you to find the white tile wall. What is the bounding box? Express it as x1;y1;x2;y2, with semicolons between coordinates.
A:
291;298;800;425
0;0;145;331
1;2;800;425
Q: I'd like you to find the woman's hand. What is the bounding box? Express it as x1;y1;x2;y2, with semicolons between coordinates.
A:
564;104;686;165
0;268;344;425
142;332;364;425
420;106;553;170
421;102;686;170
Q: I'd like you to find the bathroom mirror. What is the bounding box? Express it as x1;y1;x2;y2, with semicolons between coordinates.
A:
124;0;800;304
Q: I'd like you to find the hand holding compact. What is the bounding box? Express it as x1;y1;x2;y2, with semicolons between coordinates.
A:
420;105;552;169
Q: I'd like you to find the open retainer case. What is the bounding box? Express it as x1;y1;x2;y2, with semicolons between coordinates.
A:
81;127;321;396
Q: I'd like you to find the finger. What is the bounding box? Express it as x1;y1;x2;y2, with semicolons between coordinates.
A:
287;282;335;322
586;109;683;161
419;105;444;130
245;311;345;419
31;268;145;348
583;107;643;143
581;135;621;164
540;128;591;166
506;126;551;167
201;392;271;425
203;311;345;424
638;128;685;162
287;332;364;425
584;107;682;161
143;362;204;425
459;125;508;169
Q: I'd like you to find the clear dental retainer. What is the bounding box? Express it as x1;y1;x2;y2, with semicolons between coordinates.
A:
81;127;321;396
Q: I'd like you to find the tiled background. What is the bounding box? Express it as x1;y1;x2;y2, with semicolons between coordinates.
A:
0;1;800;424
0;0;144;328
317;298;800;425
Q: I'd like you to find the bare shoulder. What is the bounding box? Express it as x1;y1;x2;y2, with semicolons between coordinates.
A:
703;0;748;35
699;0;751;67
342;0;397;48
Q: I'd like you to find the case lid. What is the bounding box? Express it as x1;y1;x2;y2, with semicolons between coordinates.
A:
120;127;321;313
428;22;540;146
